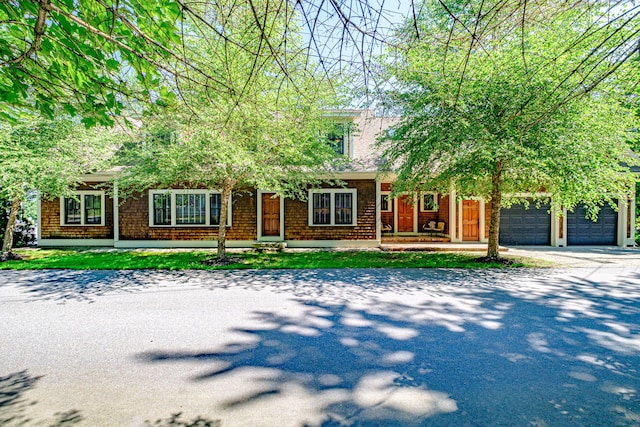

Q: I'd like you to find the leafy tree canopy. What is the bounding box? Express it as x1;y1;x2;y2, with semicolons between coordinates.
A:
379;0;639;258
116;1;344;260
0;116;124;256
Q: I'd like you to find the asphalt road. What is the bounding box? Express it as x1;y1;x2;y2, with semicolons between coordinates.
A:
1;267;640;426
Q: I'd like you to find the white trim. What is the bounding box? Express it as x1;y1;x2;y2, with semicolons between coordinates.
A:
550;205;563;247
148;189;232;228
36;193;42;243
375;181;382;242
257;190;285;241
420;192;438;212
114;240;256;249
308;188;358;226
479;199;487;243
315;172;378;180
449;187;458;242
627;193;636;246
60;191;106;227
113;183;119;242
285;240;379;248
560;207;568;247
39;238;114;247
380;191;392;212
618;198;635;247
393;197;398;233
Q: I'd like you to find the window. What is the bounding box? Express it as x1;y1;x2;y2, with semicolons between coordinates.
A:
335;193;353;224
84;194;103;224
210;193;222;226
326;123;349;156
60;191;105;226
421;193;438;212
152;194;171;225
313;193;331;225
380;193;392;212
149;190;231;227
308;189;357;226
176;193;206;225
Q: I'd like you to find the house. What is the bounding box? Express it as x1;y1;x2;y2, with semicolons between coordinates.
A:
37;110;637;248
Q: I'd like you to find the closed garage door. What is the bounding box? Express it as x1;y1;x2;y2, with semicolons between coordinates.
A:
567;205;618;245
500;201;551;245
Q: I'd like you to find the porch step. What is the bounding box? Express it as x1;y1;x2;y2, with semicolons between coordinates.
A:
381;236;450;244
252;242;287;252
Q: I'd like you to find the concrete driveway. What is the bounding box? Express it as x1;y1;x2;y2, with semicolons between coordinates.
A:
1;267;640;426
505;246;640;267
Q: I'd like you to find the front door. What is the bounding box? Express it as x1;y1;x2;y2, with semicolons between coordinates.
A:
397;196;414;232
462;200;480;241
262;193;280;237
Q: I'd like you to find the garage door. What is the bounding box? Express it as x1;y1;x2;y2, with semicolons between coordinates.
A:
567;205;618;245
499;201;551;245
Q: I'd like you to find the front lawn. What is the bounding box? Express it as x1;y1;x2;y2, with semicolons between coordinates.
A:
0;248;544;270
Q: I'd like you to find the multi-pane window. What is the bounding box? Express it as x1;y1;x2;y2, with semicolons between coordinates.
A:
64;197;81;224
176;193;206;225
149;190;230;227
152;194;171;225
84;194;102;224
210;193;222;226
334;193;353;224
421;193;438;212
313;193;331;225
61;191;105;226
309;189;357;226
380;193;391;212
326;123;348;156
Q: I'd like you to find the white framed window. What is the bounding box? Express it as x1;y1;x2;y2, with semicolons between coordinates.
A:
421;192;439;212
60;191;105;226
308;189;357;226
149;189;231;227
326;122;354;157
380;192;392;212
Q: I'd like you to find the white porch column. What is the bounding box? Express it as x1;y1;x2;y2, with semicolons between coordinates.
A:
113;183;119;243
375;180;381;242
479;198;487;243
449;187;459;242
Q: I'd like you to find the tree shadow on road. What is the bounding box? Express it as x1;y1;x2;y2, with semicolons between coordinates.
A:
0;270;181;303
137;268;640;426
0;370;83;426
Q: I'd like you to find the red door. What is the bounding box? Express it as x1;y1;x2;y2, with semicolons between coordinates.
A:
397;196;414;232
462;200;480;241
262;193;280;236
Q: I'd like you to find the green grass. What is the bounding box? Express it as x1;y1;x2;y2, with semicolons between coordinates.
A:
0;247;545;270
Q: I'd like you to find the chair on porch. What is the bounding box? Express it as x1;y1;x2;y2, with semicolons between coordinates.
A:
382;222;393;232
424;221;446;236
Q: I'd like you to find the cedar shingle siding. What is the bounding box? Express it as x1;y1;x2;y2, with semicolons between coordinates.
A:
118;189;257;241
39;183;114;240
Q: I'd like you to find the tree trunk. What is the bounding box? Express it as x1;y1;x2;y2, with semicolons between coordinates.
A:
1;193;22;260
217;180;234;261
487;165;503;260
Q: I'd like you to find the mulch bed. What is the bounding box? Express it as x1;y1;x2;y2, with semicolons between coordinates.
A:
200;257;244;266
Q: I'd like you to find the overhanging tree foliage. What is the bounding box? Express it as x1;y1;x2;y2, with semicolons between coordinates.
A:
116;2;343;261
0;118;122;259
380;0;639;259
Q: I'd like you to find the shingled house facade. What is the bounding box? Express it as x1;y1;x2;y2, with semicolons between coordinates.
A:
38;109;637;248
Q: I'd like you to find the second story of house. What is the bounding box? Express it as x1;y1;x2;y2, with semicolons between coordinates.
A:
323;109;398;172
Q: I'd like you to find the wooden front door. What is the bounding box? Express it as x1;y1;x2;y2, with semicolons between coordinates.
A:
462;200;480;241
262;193;280;237
397;196;414;232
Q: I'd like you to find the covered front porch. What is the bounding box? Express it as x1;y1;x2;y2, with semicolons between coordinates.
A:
379;183;486;243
